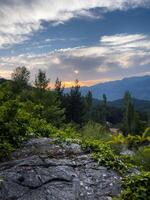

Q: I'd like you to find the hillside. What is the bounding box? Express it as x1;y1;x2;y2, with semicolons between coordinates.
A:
109;98;150;113
78;76;150;101
0;78;7;84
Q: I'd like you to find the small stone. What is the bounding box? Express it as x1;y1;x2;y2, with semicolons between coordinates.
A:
107;197;112;200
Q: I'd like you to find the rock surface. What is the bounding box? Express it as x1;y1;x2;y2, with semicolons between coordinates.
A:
0;138;121;200
120;149;134;156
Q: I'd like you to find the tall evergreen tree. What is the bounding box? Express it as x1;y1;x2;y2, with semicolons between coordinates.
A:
35;69;50;90
11;66;30;91
102;94;107;123
123;91;136;135
55;78;64;94
85;91;93;121
65;79;85;125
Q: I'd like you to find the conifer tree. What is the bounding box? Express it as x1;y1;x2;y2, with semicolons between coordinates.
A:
55;78;64;98
65;79;85;125
123;91;137;135
35;69;49;90
85;91;93;121
11;66;30;91
102;94;107;123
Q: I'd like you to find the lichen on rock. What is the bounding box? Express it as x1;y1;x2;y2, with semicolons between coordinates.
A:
0;138;121;200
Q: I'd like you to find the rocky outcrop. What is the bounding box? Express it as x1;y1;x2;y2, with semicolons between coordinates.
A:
0;138;121;200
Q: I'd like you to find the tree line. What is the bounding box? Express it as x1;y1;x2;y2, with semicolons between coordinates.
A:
0;66;148;145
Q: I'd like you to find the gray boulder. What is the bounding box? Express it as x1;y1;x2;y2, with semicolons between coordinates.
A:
0;138;121;200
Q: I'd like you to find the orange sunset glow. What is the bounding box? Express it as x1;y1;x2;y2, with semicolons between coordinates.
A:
48;78;112;89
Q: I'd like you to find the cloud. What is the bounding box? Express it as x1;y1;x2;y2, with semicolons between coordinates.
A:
0;33;150;85
0;0;150;48
101;34;146;46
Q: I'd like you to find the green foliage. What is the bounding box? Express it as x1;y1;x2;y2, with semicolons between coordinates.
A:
81;121;111;141
0;82;15;103
0;141;14;160
0;67;150;200
127;133;150;149
143;127;150;137
0;68;65;160
91;95;109;125
131;146;150;171
26;89;65;126
34;69;50;90
108;131;150;154
0;99;30;146
55;77;64;97
121;91;146;136
108;133;128;154
28;118;58;137
11;66;30;91
117;172;150;200
84;91;93;121
82;139;127;173
51;124;80;141
64;79;85;125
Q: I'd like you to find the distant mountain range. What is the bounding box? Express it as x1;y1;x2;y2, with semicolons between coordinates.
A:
92;97;150;113
1;75;150;101
0;78;7;84
77;75;150;101
110;98;150;113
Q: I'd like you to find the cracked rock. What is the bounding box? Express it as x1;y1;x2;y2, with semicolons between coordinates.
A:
0;138;121;200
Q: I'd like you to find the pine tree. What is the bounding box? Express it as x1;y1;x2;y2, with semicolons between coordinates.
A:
55;78;64;94
123;91;136;136
11;66;30;91
65;79;85;125
85;91;93;121
35;69;50;90
102;94;107;123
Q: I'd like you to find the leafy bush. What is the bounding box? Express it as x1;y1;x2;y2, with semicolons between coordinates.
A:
51;123;81;141
131;146;150;171
127;133;150;149
143;127;150;138
81;121;111;141
108;131;150;154
108;133;128;154
0;100;30;146
117;171;150;200
28;118;58;137
0;141;14;160
82;139;127;173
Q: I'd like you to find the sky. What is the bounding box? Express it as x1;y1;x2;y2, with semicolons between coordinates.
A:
0;0;150;87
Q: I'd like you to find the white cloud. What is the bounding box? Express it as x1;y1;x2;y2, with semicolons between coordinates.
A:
74;70;79;74
0;33;150;83
101;34;146;46
0;0;150;48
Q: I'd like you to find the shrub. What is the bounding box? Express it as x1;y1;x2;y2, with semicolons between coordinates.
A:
143;127;150;138
81;121;111;141
51;123;81;141
28;118;58;137
0;100;30;146
117;171;150;200
82;139;127;173
131;146;150;171
108;133;128;154
127;133;150;149
0;141;14;160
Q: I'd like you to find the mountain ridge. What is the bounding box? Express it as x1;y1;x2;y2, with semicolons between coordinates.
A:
78;75;150;101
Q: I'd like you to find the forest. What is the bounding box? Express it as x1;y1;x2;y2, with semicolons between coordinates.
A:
0;66;150;199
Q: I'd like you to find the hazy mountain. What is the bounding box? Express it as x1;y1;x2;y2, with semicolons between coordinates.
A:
0;78;7;84
79;76;150;101
109;98;150;113
92;97;150;113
